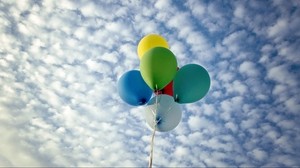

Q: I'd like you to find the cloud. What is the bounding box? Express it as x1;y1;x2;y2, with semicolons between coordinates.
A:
185;0;206;17
251;148;268;161
225;121;238;133
267;64;299;106
268;18;289;40
234;4;245;18
187;115;218;134
239;61;259;77
0;0;300;167
222;30;249;54
277;40;300;63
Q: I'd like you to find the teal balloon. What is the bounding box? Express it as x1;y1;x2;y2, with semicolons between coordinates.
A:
144;94;182;132
140;47;177;91
173;64;210;104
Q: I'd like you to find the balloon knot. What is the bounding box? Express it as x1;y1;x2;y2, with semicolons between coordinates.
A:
139;98;147;105
155;117;162;125
174;94;179;102
155;90;162;95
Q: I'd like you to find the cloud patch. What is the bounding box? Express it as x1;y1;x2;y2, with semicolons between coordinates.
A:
0;0;299;167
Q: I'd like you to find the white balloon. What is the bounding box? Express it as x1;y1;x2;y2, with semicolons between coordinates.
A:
144;94;182;132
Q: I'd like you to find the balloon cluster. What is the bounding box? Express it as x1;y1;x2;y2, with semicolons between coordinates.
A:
118;34;210;132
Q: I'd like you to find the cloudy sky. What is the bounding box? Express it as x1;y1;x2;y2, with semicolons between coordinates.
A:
1;0;300;167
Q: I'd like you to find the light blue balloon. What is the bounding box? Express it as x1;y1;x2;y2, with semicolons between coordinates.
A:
118;70;153;106
144;95;182;132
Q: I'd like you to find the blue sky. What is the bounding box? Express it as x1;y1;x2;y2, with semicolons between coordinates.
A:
0;0;299;167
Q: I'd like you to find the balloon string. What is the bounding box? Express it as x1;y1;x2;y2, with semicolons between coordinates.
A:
148;122;156;168
148;89;158;168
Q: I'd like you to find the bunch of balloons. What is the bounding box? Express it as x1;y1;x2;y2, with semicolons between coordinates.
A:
118;34;210;132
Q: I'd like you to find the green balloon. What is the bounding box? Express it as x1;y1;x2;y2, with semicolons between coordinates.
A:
140;47;177;90
173;64;210;104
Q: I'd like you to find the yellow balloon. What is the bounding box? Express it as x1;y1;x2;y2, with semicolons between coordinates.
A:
137;34;169;59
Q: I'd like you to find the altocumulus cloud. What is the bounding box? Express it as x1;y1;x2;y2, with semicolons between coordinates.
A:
0;0;299;167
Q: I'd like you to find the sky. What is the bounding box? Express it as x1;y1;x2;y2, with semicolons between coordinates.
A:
0;0;300;167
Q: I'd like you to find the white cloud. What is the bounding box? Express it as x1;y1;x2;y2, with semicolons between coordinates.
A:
241;114;260;130
267;17;288;41
225;122;238;133
234;4;245;18
239;61;259;77
0;0;299;167
267;64;297;87
251;148;268;161
277;40;300;63
219;72;234;82
277;119;296;130
284;96;300;114
185;0;206;17
201;104;216;116
268;18;288;37
59;0;77;10
0;120;44;166
154;0;172;10
226;80;248;95
74;27;89;40
80;2;98;17
28;13;46;27
187;116;202;131
188;116;217;134
174;146;190;158
167;12;192;31
222;30;248;54
15;0;31;11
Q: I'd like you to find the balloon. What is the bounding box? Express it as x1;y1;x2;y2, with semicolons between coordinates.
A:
118;70;153;106
140;47;177;91
137;34;169;60
144;95;182;132
173;64;210;104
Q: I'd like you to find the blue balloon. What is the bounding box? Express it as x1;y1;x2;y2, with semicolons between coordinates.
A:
118;70;153;106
